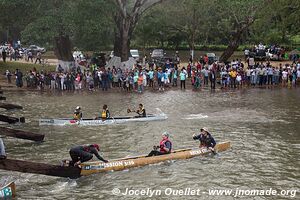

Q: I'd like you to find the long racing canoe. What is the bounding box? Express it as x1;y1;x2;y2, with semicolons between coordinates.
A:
80;141;230;176
39;112;167;126
0;142;230;179
0;182;16;198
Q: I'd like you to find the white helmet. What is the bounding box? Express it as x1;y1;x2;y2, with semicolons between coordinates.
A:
75;106;81;110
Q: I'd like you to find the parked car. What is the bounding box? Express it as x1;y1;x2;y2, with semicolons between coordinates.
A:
28;45;46;55
206;53;219;64
130;49;140;61
91;52;106;67
109;49;140;61
0;44;9;53
150;49;165;59
254;49;267;61
148;49;179;68
73;51;85;60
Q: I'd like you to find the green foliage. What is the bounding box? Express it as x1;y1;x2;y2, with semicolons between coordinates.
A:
1;0;299;50
0;61;55;74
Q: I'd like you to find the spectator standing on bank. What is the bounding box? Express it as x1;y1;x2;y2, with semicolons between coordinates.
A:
35;51;42;64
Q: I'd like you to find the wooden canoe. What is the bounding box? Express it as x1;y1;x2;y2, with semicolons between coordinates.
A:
0;115;25;124
80;141;231;176
0;182;16;198
0;159;81;179
0;103;23;110
0;142;230;179
0;127;45;142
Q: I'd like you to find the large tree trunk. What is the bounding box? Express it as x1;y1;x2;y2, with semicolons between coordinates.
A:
220;22;254;62
54;35;73;61
54;35;74;72
219;37;240;63
113;0;164;62
113;16;131;62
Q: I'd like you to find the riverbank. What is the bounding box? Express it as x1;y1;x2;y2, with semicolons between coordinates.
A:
0;59;296;93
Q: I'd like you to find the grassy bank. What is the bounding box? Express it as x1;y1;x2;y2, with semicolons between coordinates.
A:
0;61;56;74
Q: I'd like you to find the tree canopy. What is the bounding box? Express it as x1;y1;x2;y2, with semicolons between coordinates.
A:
0;0;299;59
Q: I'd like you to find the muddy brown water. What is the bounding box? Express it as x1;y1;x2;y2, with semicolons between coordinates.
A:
0;88;299;199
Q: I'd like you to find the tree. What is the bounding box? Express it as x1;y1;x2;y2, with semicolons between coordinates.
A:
249;0;300;45
112;0;165;61
20;0;114;70
0;0;39;43
211;0;264;62
164;0;210;61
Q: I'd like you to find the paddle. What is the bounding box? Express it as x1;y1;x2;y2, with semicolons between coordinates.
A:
127;108;136;113
192;134;217;155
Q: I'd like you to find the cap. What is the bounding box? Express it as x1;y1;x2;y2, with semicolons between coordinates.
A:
76;106;81;110
93;144;100;151
162;131;169;138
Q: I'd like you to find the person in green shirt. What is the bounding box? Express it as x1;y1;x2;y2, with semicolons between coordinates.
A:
180;67;187;89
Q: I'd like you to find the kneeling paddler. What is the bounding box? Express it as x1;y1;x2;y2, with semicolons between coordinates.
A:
64;144;108;167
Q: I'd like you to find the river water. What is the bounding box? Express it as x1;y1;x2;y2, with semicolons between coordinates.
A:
0;88;299;199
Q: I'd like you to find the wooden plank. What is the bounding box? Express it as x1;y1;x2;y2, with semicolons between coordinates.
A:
0;127;44;142
0;115;25;124
0;159;81;179
0;103;23;110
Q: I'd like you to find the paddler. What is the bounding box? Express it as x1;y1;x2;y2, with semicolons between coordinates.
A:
69;144;108;167
100;104;110;120
136;103;146;117
193;127;216;152
73;106;82;120
0;138;6;160
147;132;172;157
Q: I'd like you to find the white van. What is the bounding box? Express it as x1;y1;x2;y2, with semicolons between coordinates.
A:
130;49;140;60
110;50;139;61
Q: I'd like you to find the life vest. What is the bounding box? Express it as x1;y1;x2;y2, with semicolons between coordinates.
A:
101;110;107;119
159;139;172;153
73;112;81;120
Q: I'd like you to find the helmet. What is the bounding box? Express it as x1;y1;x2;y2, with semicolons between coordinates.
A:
76;106;81;110
93;144;100;151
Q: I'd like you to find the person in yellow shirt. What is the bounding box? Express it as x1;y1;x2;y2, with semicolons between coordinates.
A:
101;104;110;120
73;106;82;120
229;69;237;88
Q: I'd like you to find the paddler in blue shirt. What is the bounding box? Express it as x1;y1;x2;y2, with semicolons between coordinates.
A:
73;106;82;120
193;127;216;152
